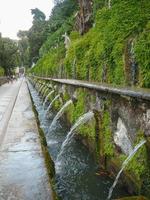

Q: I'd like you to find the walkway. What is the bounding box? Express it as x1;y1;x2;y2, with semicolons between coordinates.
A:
0;79;53;200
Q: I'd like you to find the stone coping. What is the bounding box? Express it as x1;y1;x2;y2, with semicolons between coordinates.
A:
30;76;150;101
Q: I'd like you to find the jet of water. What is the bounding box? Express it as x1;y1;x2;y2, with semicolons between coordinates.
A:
42;86;48;97
45;94;60;117
39;84;45;94
38;84;42;91
41;85;47;95
107;139;146;200
43;90;54;108
56;111;94;164
35;81;39;90
48;99;73;132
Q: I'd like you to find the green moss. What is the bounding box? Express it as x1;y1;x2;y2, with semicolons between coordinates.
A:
53;98;62;111
71;89;86;122
38;128;55;179
125;132;148;181
118;131;150;197
31;0;150;88
78;119;95;140
62;90;70;102
29;87;55;179
27;83;58;199
127;145;147;180
135;21;150;87
102;109;114;157
63;88;96;140
65;103;74;124
31;45;65;78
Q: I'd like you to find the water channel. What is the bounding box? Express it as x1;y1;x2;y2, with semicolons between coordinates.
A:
28;82;129;200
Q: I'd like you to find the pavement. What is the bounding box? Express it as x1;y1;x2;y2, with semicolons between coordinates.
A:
0;79;53;200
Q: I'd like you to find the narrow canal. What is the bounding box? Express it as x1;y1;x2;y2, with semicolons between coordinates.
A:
28;82;129;200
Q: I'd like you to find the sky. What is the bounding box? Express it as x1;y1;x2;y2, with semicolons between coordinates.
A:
0;0;54;39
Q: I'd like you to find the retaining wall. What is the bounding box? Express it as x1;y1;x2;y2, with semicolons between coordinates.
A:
29;76;150;198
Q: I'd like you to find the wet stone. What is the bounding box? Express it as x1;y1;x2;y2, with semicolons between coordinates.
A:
0;79;53;200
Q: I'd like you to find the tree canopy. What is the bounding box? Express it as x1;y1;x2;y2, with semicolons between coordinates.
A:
0;35;20;75
27;8;48;64
30;0;150;88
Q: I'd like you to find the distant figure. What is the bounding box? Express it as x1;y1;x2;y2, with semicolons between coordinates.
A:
10;75;14;83
13;75;17;81
7;76;10;84
7;75;13;84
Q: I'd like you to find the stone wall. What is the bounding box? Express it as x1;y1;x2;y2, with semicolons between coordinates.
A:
30;76;150;198
0;77;8;86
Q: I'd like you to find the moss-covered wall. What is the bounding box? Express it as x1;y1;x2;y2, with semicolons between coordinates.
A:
31;0;150;88
31;77;150;198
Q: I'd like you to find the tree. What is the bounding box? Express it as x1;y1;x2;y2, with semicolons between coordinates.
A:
17;30;29;67
48;0;78;33
31;8;46;22
28;8;47;65
0;37;19;75
75;0;93;35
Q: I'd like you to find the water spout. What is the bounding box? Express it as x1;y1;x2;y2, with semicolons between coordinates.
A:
41;85;47;95
56;111;94;164
107;139;146;200
39;84;45;94
42;86;48;96
35;82;39;90
45;94;60;116
43;90;54;108
38;84;43;92
43;87;50;97
48;99;73;132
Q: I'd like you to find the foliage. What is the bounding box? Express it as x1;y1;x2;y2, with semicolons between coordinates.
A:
0;36;19;75
29;0;150;192
17;30;30;67
28;0;78;72
31;8;46;21
64;0;150;86
0;67;4;76
28;8;48;64
31;0;150;88
126;132;149;181
71;89;86;123
127;146;147;180
64;88;95;139
135;21;150;88
79;119;96;140
102;110;114;156
31;45;65;77
48;0;78;33
39;0;78;57
39;15;74;57
92;0;106;19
